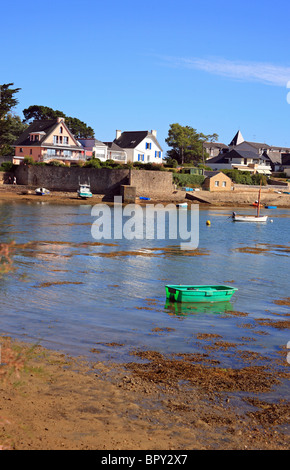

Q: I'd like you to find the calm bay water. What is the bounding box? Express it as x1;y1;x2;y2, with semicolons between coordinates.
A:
0;200;289;376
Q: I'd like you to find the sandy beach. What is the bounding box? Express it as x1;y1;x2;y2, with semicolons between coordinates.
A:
0;334;289;451
0;184;290;207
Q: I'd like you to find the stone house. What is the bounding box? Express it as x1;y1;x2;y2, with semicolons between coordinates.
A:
202;171;233;191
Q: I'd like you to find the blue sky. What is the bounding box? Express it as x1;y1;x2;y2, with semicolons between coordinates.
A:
2;0;290;152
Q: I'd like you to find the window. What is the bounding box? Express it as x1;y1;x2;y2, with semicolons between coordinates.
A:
222;181;226;187
145;142;151;149
59;126;63;134
155;151;161;158
63;136;68;145
19;148;23;153
138;154;144;161
215;181;219;187
59;136;62;144
30;149;32;155
53;136;59;144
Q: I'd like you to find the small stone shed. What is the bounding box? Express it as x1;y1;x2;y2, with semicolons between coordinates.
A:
202;171;232;191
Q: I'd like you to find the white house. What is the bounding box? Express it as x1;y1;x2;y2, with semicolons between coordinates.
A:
78;138;108;161
112;130;163;164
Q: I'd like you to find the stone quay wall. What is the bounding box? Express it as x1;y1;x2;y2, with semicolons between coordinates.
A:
14;166;174;198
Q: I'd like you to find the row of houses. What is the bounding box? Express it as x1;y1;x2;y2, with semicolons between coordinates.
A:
13;117;163;166
204;130;290;176
12;121;290;177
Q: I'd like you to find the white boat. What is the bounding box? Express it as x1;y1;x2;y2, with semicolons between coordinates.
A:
35;187;50;195
232;184;268;223
77;180;92;199
233;214;268;222
176;202;188;208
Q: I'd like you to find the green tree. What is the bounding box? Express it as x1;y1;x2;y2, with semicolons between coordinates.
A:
23;105;94;139
0;114;27;155
0;83;27;156
0;83;21;119
165;123;219;165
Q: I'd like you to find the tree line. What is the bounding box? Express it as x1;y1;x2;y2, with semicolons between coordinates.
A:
0;83;218;165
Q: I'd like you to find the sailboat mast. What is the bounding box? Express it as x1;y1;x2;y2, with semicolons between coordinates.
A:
257;182;262;217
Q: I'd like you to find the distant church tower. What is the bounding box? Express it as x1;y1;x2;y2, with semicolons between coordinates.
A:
229;130;244;147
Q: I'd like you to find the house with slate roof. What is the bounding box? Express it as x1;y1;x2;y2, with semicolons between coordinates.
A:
206;148;272;174
13;117;85;164
205;130;290;174
112;130;163;164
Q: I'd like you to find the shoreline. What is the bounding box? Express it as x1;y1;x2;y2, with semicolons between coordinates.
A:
1;185;290;207
0;334;289;450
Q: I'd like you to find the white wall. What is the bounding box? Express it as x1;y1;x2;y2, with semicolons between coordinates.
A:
133;137;162;163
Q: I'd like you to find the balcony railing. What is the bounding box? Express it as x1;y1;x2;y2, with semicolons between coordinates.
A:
42;153;86;161
109;153;127;163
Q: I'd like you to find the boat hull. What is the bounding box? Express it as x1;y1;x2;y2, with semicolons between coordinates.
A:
233;215;268;222
165;285;238;303
35;188;50;196
78;192;92;198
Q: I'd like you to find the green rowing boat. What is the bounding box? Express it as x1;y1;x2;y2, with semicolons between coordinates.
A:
165;285;238;303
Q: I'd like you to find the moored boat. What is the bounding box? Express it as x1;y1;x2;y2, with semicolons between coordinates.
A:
77;179;92;199
233;214;268;222
176;202;188;208
35;187;50;195
232;184;267;222
165;285;238;303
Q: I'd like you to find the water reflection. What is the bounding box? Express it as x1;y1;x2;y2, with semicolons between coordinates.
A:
164;300;234;317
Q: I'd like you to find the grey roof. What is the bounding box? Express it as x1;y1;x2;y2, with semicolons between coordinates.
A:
207;148;270;164
204;170;222;178
206;154;230;164
229;149;267;160
203;142;228;149
14;120;59;146
103;142;124;151
243;141;270;149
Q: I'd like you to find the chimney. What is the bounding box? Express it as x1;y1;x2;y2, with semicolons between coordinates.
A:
116;130;122;139
151;130;157;137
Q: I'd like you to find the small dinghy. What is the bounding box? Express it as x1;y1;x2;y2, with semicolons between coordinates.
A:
165;285;238;303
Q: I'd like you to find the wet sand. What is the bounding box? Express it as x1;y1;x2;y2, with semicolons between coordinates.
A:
0;335;289;450
0;185;290;207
